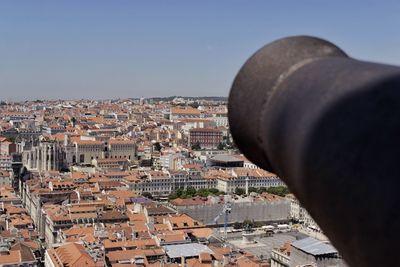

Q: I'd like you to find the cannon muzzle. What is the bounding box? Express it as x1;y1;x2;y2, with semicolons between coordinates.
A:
228;36;400;267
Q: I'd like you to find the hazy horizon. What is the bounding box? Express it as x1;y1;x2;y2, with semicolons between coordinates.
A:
2;0;400;100
0;95;228;103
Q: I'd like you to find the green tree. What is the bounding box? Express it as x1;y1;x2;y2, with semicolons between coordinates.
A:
209;188;220;195
257;187;267;193
169;187;225;200
196;188;209;197
243;219;255;229
176;187;184;198
168;192;179;200
233;222;242;229
217;143;224;150
266;186;290;196
235;187;245;195
248;187;258;193
191;142;201;150
186;186;197;197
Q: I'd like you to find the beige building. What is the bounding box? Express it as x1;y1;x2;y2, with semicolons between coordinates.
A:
170;107;201;120
271;243;291;267
107;139;135;160
73;140;104;164
72;139;135;164
211;168;284;193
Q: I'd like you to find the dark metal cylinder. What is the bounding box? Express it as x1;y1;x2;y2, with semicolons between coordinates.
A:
228;36;400;267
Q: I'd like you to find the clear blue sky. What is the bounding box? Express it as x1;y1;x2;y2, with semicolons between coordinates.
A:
1;0;400;100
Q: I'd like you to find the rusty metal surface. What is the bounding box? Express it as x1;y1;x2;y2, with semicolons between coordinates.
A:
228;35;400;267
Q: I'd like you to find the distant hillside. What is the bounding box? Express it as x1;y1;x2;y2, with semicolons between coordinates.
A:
144;96;228;102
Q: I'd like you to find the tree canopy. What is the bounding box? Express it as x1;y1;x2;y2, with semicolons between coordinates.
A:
191;142;201;150
169;187;224;200
233;186;290;196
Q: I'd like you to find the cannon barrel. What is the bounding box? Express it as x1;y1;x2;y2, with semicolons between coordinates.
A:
228;36;400;267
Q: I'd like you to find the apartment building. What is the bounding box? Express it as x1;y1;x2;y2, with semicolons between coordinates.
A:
43;202;128;246
123;170;218;197
0;155;12;170
107;139;135;160
0;170;12;186
0;137;16;155
73;139;135;164
271;243;291;267
286;194;320;231
189;128;223;149
208;113;228;127
209;168;284;194
170;107;201;120
72;140;105;164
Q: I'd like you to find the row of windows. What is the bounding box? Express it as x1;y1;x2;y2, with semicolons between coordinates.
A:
191;138;221;142
191;138;222;142
191;132;221;136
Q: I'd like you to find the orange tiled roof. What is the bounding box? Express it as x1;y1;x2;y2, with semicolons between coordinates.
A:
50;243;96;267
168;214;203;229
106;248;165;262
103;239;157;250
109;139;135;145
74;140;104;145
0;251;25;265
171;107;201;115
